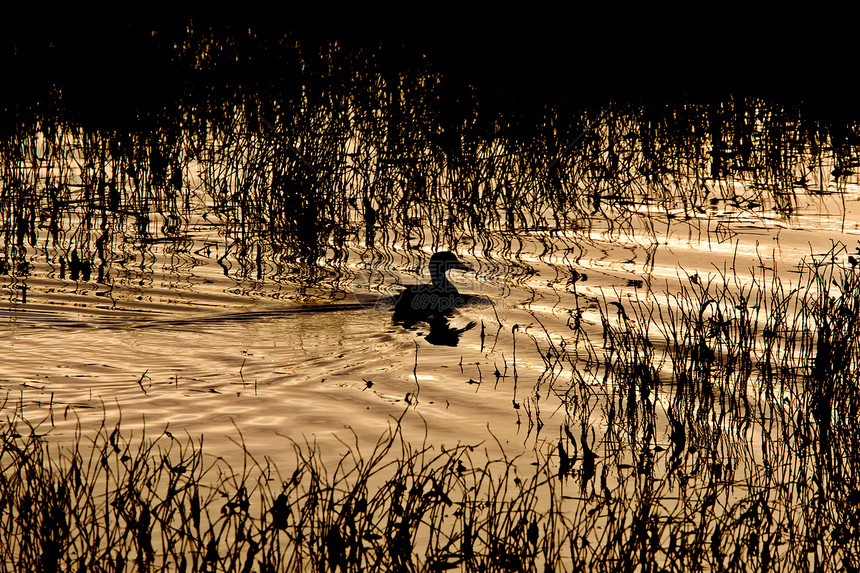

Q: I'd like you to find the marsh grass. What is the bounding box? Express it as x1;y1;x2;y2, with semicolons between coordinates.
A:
0;404;572;573
592;244;860;572
3;25;860;298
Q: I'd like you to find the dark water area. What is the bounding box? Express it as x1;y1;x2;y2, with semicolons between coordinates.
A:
3;18;860;571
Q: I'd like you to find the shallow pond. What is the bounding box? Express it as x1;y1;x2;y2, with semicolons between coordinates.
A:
3;150;859;470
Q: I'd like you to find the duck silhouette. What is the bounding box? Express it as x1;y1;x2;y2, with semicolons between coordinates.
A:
393;251;474;326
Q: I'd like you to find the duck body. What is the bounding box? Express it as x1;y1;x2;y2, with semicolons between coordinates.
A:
393;252;472;324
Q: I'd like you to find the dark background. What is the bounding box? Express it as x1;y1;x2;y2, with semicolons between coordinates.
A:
2;9;856;126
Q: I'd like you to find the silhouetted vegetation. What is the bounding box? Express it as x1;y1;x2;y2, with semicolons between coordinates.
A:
3;20;860;572
2;46;859;295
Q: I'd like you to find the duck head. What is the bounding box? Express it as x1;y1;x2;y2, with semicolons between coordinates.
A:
428;251;473;289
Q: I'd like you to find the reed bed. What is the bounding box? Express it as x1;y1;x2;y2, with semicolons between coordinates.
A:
591;244;860;572
3;24;860;297
0;405;575;573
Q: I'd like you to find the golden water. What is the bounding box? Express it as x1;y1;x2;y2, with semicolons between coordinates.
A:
4;164;858;471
